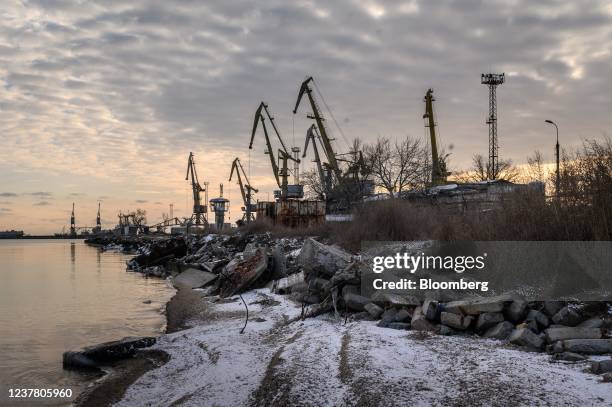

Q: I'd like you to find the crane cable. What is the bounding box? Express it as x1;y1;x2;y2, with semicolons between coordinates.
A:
312;79;351;151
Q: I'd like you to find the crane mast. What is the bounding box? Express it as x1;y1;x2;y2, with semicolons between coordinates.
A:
277;149;300;200
293;77;341;181
423;89;447;186
185;152;207;225
303;124;329;197
250;102;288;188
229;157;258;223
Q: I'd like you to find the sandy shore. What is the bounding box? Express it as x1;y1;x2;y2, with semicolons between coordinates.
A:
75;282;612;406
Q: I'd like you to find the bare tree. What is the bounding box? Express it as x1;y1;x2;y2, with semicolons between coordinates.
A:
132;209;147;227
364;136;426;196
526;150;545;183
301;169;325;200
463;154;520;182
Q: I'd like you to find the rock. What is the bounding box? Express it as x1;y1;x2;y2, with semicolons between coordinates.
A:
552;306;583;327
364;303;384;319
422;299;439;321
387;322;411;330
592;360;612;374
553;339;612;355
298;238;352;277
578;318;604;329
441;312;473;330
602;373;612;383
551;352;587;362
380;308;398;324
508;328;543;350
517;320;539;333
370;292;420;308
173;268;217;290
344;292;371;312
353;311;376;321
142;299;152;304
309;277;331;294
329;262;363;286
439;325;457;336
483;321;514;340
274;271;305;294
545;327;602;343
526;309;550;329
543;301;564;317
62;352;98;370
443;295;512;316
411;306;437;332
63;336;156;370
476;312;505;332
395;308;412;323
504;299;528;323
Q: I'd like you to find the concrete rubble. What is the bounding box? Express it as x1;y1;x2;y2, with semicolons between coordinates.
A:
89;233;612;382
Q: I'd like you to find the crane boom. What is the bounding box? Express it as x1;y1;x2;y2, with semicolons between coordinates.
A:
250;102;290;188
229;157;258;223
303;124;327;195
185;152;206;225
423;89;447;186
293;77;341;179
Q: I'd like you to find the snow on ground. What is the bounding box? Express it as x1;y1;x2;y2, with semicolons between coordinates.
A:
117;289;611;407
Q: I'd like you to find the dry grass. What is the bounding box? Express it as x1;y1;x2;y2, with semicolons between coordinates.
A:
238;138;612;252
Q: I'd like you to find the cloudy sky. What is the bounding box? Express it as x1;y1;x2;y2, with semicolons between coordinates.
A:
1;0;612;233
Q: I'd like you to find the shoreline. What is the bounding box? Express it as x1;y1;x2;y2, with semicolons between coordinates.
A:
74;258;205;406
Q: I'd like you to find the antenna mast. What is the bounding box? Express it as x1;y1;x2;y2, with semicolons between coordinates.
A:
481;73;505;180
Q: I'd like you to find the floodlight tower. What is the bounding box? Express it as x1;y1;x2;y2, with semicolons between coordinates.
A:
481;73;505;180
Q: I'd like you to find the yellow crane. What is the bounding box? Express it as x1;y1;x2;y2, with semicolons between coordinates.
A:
423;89;449;186
229;157;258;223
185;152;207;225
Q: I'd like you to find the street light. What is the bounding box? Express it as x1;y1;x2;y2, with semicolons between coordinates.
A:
545;120;560;199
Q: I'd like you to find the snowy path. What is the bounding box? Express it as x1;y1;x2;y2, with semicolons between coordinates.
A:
117;289;611;407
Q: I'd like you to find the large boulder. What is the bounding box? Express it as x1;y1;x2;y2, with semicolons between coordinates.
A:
552;306;583;327
476;312;505;332
508;328;543;350
441;312;473;330
63;336;156;370
364;303;384;319
592;360;612;374
173;268;217;290
544;327;602;343
552;339;612;355
298;238;352;277
411;306;437;332
483;321;514;340
370;292;420;308
443;295;512;316
344;292;371;312
504;299;528;323
526;309;550;329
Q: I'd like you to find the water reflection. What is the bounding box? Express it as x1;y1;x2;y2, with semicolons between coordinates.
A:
0;240;175;406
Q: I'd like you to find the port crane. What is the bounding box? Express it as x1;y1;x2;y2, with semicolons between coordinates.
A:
303;124;331;198
185;152;208;225
293;77;342;182
229;157;258;223
423;89;450;186
250;102;302;200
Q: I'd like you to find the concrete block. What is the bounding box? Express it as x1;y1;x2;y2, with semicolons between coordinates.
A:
509;328;544;350
483;321;514;340
545;327;602;343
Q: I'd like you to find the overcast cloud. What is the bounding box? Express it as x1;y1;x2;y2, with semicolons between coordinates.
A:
1;0;612;232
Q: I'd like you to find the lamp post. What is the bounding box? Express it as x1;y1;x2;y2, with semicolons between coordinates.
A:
545;120;560;199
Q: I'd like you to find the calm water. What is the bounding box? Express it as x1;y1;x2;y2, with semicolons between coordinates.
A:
0;239;175;405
